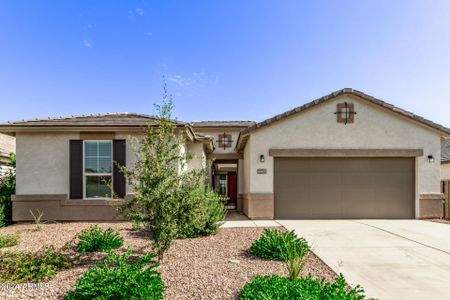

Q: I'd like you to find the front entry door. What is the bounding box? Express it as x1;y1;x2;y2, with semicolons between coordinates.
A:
227;172;237;202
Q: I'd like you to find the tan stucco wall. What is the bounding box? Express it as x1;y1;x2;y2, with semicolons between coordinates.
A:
441;163;450;180
238;159;244;194
16;131;205;197
13;131;207;221
243;95;442;218
193;129;241;154
0;133;15;154
16;132;79;195
187;143;206;172
243;138;253;194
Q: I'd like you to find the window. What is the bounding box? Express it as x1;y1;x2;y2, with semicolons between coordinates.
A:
214;174;228;197
336;102;355;124
217;133;233;149
83;140;112;199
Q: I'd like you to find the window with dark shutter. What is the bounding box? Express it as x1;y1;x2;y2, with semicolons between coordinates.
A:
335;102;356;124
113;140;126;199
69;140;83;199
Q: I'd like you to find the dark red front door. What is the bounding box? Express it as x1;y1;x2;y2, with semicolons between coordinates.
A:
227;172;237;202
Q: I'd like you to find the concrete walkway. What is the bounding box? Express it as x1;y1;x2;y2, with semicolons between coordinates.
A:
221;212;280;228
278;219;450;300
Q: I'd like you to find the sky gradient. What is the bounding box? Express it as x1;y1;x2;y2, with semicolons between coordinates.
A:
1;1;450;126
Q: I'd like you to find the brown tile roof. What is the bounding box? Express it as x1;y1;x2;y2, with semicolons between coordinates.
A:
0;113;187;128
0;112;214;148
191;121;256;128
239;88;450;136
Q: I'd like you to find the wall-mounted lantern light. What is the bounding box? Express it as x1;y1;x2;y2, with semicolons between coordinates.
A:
427;155;435;163
259;154;265;163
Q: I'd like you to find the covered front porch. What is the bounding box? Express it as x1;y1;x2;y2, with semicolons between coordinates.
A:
211;159;239;210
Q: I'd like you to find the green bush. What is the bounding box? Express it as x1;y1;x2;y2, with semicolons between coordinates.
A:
64;251;164;300
0;246;72;283
0;234;19;248
239;274;366;300
177;187;227;238
77;226;124;252
250;229;309;261
0;153;16;227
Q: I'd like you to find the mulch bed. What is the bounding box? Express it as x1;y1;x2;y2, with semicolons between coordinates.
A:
0;223;336;300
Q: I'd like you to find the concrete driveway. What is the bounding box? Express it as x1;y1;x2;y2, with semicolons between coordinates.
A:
278;219;450;300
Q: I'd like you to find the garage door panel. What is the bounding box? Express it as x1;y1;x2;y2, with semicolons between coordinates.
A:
341;189;376;218
341;173;373;185
309;189;343;218
274;158;414;219
276;173;309;188
310;173;340;185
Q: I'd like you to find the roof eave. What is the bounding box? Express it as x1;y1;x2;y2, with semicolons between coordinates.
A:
239;89;450;138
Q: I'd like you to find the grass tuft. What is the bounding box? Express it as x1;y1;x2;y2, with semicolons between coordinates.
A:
0;234;19;248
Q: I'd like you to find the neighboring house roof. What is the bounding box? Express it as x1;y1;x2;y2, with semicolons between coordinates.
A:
191;121;256;128
236;88;450;151
441;140;450;164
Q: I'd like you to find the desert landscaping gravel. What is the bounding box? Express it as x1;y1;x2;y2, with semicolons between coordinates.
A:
0;222;336;300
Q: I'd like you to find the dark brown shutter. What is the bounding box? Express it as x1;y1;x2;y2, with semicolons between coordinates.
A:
348;103;355;123
336;103;345;123
113;140;126;199
69;140;83;199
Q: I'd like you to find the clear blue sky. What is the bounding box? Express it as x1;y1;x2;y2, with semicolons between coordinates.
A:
1;1;450;126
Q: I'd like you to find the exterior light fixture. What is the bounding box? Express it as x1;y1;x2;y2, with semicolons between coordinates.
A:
427;155;435;163
259;154;265;163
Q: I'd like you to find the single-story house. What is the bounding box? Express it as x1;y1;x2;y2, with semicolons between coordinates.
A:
0;88;449;221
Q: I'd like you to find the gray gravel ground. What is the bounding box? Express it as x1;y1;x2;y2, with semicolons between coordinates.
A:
0;223;336;300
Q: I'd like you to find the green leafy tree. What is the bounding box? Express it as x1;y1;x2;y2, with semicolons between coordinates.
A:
119;85;225;260
0;153;16;227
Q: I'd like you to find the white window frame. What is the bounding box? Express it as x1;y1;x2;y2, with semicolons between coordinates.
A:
83;140;113;200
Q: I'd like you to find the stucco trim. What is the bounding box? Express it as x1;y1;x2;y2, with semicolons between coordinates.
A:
269;148;424;157
242;193;274;219
419;193;444;218
208;153;243;160
12;194;124;221
80;132;115;140
419;193;445;200
61;199;122;206
12;194;68;201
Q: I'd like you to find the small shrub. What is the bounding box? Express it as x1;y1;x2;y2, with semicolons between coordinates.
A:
0;234;19;248
250;229;309;261
77;226;124;252
131;219;142;231
0;246;72;283
279;232;309;281
64;251;164;300
0;153;15;227
239;274;366;300
178;187;227;238
30;209;45;231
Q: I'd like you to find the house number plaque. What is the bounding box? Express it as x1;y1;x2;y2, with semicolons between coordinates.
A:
257;168;267;174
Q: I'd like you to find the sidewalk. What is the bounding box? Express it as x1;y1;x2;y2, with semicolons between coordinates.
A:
221;211;280;228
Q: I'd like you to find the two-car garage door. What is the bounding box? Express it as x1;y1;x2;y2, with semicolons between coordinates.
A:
274;157;415;219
